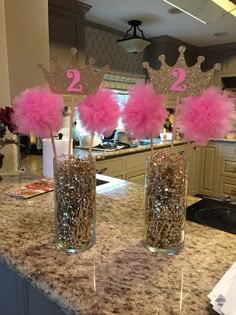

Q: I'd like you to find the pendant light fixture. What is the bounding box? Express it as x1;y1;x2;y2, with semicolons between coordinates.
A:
117;20;151;53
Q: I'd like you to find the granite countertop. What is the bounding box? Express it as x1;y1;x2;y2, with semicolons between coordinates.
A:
0;164;235;315
74;140;187;160
74;138;236;161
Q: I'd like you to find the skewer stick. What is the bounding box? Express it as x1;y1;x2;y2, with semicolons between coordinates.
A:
50;130;57;160
170;95;180;153
68;96;75;157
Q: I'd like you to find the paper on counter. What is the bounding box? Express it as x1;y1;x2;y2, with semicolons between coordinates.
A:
208;262;236;315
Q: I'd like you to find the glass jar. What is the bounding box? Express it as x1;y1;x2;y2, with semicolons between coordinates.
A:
143;152;189;255
54;155;96;253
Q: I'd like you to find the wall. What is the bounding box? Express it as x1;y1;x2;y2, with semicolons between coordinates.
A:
0;0;50;173
85;22;145;76
5;0;50;97
0;0;17;173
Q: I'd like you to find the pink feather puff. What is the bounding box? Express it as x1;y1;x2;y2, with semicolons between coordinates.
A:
78;87;120;136
12;85;64;138
177;87;236;145
122;82;168;139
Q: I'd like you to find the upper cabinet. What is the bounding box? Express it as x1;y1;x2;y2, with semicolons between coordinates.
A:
48;0;91;63
221;55;236;77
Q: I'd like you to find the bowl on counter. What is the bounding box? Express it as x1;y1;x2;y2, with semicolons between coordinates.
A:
138;138;162;146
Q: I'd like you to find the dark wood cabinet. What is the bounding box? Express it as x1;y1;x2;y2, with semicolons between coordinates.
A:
48;0;91;61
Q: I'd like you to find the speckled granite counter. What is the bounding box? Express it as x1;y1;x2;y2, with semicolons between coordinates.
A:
74;140;187;160
0;170;235;315
74;138;236;161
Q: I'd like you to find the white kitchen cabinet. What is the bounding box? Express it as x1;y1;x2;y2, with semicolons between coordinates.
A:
199;143;220;197
126;170;146;185
218;143;236;201
96;158;124;179
188;145;201;196
124;151;150;185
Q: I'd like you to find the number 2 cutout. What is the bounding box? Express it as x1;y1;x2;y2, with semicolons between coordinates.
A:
67;69;83;92
170;68;187;92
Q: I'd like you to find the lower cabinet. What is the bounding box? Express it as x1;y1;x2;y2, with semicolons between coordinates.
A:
188;145;201;196
218;143;236;201
96;157;124;179
198;143;220;197
0;262;65;315
96;141;236;200
126;170;146;185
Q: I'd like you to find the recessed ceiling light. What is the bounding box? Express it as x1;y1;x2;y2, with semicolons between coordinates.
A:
168;7;183;14
213;32;229;37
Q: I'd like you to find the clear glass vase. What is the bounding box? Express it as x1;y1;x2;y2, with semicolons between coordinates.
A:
54;155;96;253
143;152;188;255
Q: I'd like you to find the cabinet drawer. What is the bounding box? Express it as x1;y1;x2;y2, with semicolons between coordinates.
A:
221;144;236;157
96;158;123;175
174;146;186;156
220;157;236;178
126;170;145;185
219;177;236;200
125;153;148;171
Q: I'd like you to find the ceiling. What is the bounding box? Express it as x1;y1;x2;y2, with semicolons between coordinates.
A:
81;0;236;47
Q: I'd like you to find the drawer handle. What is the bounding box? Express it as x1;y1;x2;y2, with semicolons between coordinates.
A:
178;150;184;155
96;167;107;174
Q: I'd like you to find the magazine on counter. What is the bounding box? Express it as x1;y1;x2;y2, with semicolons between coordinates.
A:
4;179;54;199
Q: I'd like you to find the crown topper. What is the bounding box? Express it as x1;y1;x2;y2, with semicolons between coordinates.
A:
38;47;110;96
143;46;221;97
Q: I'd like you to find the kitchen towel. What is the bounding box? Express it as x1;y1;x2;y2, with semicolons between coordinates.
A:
42;138;72;178
208;262;236;315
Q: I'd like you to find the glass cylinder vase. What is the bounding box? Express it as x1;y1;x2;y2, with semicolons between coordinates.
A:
54;155;96;253
143;152;188;255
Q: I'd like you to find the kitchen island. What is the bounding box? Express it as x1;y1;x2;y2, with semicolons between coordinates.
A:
0;162;235;315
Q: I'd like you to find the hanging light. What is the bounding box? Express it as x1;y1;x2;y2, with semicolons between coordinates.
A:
117;20;151;53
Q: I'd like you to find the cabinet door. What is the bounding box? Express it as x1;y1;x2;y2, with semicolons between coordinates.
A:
219;177;236;201
199;144;219;197
126;170;145;185
48;1;88;61
96;158;124;178
188;146;201;196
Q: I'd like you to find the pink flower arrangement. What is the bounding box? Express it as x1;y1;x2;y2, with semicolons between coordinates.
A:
177;87;236;145
122;82;168;139
78;87;120;151
12;85;64;139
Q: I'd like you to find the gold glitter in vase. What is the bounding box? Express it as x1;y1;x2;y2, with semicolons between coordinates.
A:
143;152;188;255
54;155;96;253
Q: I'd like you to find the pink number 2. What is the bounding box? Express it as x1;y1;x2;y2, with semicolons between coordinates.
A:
170;67;187;92
67;69;83;93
